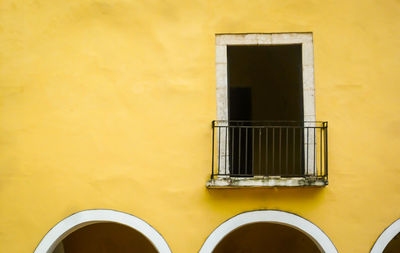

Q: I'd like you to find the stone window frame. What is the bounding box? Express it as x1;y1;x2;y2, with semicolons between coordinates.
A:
213;33;318;186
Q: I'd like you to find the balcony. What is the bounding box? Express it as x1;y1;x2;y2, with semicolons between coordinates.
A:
207;121;328;188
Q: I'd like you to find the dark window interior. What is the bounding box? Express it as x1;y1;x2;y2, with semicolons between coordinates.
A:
227;45;304;176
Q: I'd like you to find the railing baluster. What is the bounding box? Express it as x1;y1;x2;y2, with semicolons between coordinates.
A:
211;122;215;179
300;127;302;175
313;127;316;176
252;127;255;176
225;126;228;175
218;127;221;175
238;127;241;175
306;127;309;174
272;128;275;175
231;127;235;175
320;127;322;177
293;127;295;176
265;128;268;176
279;128;281;175
325;122;328;178
245;127;248;175
286;127;288;176
258;128;261;176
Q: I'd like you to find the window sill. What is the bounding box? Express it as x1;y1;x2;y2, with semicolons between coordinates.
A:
206;176;328;188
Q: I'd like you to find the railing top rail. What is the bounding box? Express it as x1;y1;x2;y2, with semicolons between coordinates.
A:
212;120;328;127
213;120;327;123
213;125;326;129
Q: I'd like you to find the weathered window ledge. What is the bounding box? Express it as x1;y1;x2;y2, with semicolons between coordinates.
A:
206;176;328;188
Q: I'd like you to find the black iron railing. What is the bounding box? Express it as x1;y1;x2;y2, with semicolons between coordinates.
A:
211;121;328;180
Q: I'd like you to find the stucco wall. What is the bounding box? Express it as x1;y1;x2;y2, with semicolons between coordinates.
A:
1;0;400;252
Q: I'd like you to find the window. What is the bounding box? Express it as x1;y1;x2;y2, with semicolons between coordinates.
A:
208;33;327;187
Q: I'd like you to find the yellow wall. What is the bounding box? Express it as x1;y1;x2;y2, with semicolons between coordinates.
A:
1;0;400;252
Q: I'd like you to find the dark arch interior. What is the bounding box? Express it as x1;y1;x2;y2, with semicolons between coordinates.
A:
384;232;400;253
52;222;158;253
213;222;321;253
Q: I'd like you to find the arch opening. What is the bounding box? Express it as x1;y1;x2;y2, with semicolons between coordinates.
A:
199;210;337;253
371;218;400;253
213;222;321;253
34;209;171;253
383;232;400;253
53;222;157;253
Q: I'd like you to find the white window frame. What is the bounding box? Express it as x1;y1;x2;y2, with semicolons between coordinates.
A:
215;33;316;177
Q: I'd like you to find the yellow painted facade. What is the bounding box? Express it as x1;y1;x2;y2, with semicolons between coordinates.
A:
1;0;400;252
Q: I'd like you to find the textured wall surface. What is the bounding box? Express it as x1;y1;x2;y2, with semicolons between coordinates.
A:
1;0;400;252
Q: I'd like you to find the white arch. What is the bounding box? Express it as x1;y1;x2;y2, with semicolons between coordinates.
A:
371;218;400;253
199;210;337;253
34;209;172;253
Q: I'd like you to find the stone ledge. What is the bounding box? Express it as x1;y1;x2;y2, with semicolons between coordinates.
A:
206;176;328;188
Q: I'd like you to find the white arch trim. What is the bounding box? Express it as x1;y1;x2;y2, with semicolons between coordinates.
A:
371;218;400;253
34;209;172;253
199;210;337;253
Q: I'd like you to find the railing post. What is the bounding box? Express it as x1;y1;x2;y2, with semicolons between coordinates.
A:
211;121;215;179
324;121;328;179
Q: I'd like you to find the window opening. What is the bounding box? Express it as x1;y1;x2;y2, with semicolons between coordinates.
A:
210;33;328;187
227;45;304;177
